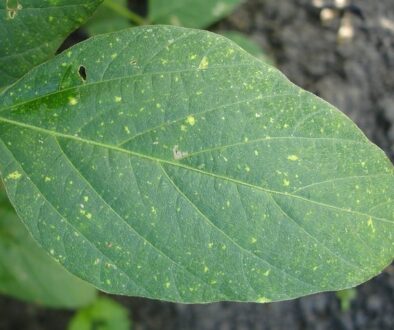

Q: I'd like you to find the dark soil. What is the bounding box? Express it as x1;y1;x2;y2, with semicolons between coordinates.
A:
1;0;393;329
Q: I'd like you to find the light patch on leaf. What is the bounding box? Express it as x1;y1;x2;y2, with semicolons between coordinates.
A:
287;155;299;161
7;171;22;180
198;56;209;70
212;2;230;17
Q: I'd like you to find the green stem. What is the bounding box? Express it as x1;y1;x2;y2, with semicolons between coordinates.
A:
103;0;147;26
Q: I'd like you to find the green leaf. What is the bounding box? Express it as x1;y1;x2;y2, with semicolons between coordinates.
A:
83;0;131;36
0;185;96;308
0;26;393;303
68;296;131;330
149;0;242;28
0;0;103;88
220;31;273;64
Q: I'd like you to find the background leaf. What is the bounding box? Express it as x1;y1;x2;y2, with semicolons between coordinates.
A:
68;296;131;330
0;26;393;303
0;185;96;308
220;31;273;64
83;0;132;36
149;0;242;28
0;0;103;88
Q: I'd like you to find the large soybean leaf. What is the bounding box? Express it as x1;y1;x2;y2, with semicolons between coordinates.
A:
0;26;393;303
0;0;103;88
149;0;242;28
0;185;96;308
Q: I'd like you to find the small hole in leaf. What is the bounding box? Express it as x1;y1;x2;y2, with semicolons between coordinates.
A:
78;65;87;81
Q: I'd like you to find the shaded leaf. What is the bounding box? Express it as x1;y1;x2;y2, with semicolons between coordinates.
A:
68;296;131;330
220;31;273;64
83;0;131;36
149;0;242;28
0;0;103;88
0;185;96;308
0;26;393;303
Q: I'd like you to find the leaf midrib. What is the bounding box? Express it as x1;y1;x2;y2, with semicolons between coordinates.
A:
0;115;392;225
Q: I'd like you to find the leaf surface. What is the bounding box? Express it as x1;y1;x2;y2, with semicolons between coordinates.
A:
0;186;96;308
68;297;131;330
0;26;393;303
0;0;102;88
149;0;242;28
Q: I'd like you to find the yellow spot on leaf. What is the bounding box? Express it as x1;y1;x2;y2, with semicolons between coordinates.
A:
7;171;22;180
198;56;209;70
204;266;209;273
367;217;376;233
257;297;271;303
283;179;290;186
251;237;257;244
287;155;299;161
44;176;52;182
186;115;196;126
68;96;78;106
115;96;122;102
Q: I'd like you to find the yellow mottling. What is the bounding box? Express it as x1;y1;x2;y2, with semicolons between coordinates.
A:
313;266;318;271
287;155;299;161
165;282;171;288
180;125;187;132
226;200;231;207
84;196;89;202
115;96;122;102
263;269;271;276
151;206;157;215
367;217;376;233
254;150;259;156
204;266;209;273
251;237;257;244
44;176;52;182
190;54;197;60
208;242;213;249
245;165;251;172
283;179;290;186
198;56;209;70
257;297;271;303
7;171;22;180
124;126;130;134
156;103;161;108
186;115;196;126
68;96;78;106
111;53;118;59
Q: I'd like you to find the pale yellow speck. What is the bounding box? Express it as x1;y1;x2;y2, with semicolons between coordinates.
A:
198;56;209;69
263;269;271;276
115;96;122;102
287;155;299;161
84;196;89;202
180;125;187;131
367;217;376;233
204;266;209;273
251;237;257;244
245;165;251;172
165;282;171;288
68;97;78;106
44;176;52;182
124;126;130;134
7;171;22;180
257;297;271;303
186;115;196;126
283;179;290;186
